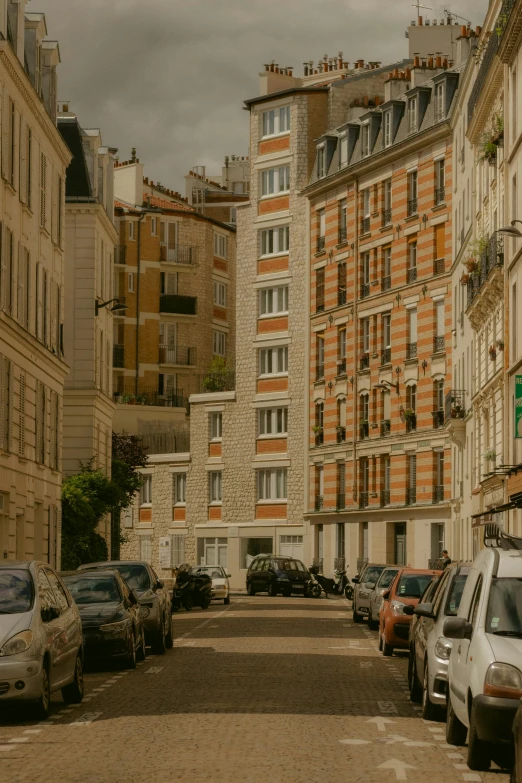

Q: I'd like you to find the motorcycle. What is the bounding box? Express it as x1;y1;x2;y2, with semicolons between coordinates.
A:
309;565;352;599
171;563;212;612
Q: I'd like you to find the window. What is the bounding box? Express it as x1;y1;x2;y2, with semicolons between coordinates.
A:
128;273;134;293
171;534;185;566
362;317;370;354
18;372;25;457
140;475;152;505
513;68;517;142
338;199;347;242
336;522;346;558
382;246;391;289
257;468;287;500
151;216;157;236
259;346;288;375
407;241;417;282
408;97;417;134
383;178;392;224
382;314;391;362
20;122;31;207
213;330;226;357
315;401;324;444
35;379;45;464
434;82;444;122
434;451;444;501
128;221;135;240
362;188;370;231
45;569;69;612
338;261;347;305
260;226;289;256
383;110;392;147
0;355;11;452
259;285;288;316
435;159;445;203
316;334;325;379
406;383;417;412
361;251;370;292
318;209;326;239
434;378;444;410
316;267;325;311
360;393;369;422
258;407;288;436
262;105;290;137
407;454;417;503
210;412;222;439
261;165;290;195
407;308;417;357
435;299;445;352
214;233;227;259
139;536;152;563
174;473;186;505
213;281;227;307
338;328;347;363
361;123;370;157
39;152;46;229
339;134;348;167
317;146;326;178
241;538;272;569
198;537;228;567
209;471;222;503
407;171;418;215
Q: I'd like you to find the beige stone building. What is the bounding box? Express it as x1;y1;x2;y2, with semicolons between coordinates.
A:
0;4;70;566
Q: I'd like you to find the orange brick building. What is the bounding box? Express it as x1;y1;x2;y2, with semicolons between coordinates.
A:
305;56;460;572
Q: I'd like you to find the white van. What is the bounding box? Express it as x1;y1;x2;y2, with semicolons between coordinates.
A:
444;525;522;771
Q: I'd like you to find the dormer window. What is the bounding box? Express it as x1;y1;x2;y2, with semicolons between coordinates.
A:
434;83;444;122
408;97;417;134
339;135;348;168
383;111;392;148
317;145;326;178
361;123;370;157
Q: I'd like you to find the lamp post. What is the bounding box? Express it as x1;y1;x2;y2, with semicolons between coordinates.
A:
95;298;128;316
498;219;522;238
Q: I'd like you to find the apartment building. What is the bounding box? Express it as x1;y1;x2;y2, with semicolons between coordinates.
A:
58;110;118;485
0;4;70;565
185;158;250;224
305;49;466;571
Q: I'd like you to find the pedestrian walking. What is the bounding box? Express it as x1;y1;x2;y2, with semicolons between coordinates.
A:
441;550;451;569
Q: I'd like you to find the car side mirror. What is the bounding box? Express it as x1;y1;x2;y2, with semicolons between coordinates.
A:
403;604;415;616
155;580;164;590
414;602;435;619
382;590;391;600
443;616;472;640
42;605;60;622
129;590;139;605
365;582;375;590
352;576;360;584
226;574;231;579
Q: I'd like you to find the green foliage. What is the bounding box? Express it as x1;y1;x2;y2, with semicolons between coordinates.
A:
202;356;234;392
112;432;148;511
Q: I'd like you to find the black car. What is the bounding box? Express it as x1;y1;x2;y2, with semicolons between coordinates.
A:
77;560;173;654
61;569;146;669
246;556;310;596
512;700;522;782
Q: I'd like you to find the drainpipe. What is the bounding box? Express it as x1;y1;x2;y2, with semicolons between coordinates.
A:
135;212;146;396
352;177;360;502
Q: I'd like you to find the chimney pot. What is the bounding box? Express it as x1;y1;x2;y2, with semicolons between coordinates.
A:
460;25;467;37
418;15;423;25
413;55;420;66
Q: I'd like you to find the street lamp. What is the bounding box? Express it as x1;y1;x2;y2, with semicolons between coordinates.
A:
374;379;399;394
498;219;522;238
95;298;128;316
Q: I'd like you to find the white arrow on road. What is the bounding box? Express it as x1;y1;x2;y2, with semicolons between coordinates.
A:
376;759;416;781
365;716;395;732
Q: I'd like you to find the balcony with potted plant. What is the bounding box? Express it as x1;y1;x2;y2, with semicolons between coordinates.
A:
403;408;416;432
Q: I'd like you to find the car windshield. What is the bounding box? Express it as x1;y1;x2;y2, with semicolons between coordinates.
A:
275;560;306;572
396;574;433;598
486;577;522;636
193;567;224;579
63;574;120;604
445;574;468;616
364;566;384;584
379;569;399;589
113;565;151;592
0;569;33;614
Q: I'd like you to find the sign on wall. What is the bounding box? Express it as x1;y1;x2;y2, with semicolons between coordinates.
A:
516;376;522;438
159;536;172;569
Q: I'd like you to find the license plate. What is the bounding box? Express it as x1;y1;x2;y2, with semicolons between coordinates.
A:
292;584;301;589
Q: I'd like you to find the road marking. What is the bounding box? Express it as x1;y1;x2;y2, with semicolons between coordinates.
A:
378;735;433;748
0;745;15;752
69;712;103;726
59;709;74;714
366;717;395;732
92;688;106;692
454;764;469;770
427;726;444;733
377;758;415;781
339;738;371;746
82;697;92;702
145;666;164;674
359;661;373;668
23;730;42;735
462;775;481;782
377;701;398;714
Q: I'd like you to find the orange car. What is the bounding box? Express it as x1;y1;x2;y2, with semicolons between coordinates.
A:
379;568;441;657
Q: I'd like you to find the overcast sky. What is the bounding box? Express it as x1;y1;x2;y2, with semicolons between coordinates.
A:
34;0;487;194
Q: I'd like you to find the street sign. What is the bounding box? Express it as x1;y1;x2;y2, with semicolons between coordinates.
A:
515;375;522;438
159;536;171;568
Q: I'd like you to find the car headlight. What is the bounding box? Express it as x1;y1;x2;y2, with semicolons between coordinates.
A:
140;607;150;618
99;620;129;631
0;630;33;657
484;662;522;698
434;636;452;660
391;600;407;616
359;591;371;599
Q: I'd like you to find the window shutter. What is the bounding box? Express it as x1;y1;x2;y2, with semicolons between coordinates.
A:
435;224;445;259
106;339;110;393
51;172;58;244
18;372;25;457
39;152;46;229
35;380;42;463
1;89;9;182
19;116;27;203
0;356;7;451
57;283;62;354
49;390;56;469
50;280;57;353
17;242;25;327
95;329;100;389
45;387;51;466
35;262;42;341
1;225;11;315
0;222;5;313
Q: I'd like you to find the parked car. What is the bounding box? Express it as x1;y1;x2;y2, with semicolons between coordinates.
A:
407;562;470;719
193;565;231;604
61;569;145;669
246;556;310;596
0;561;84;718
78;560;172;653
444;525;522;771
512;700;522;782
379;568;441;656
368;566;400;630
352;563;387;623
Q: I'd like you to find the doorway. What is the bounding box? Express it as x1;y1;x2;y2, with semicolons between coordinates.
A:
394;523;407;566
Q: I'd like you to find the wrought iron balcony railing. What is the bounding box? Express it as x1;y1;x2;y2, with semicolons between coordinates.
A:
407;197;418;216
466;234;504;307
338;288;347;306
160;243;198;265
336;426;346;443
360;353;370;370
434;187;446;205
406;488;416;505
381;419;391;437
381;348;391;365
380;489;390;507
382;208;392;226
337;359;347;376
434;257;445;275
434;336;445;353
114;245;126;265
445;390;466;423
433;485;444;504
359;421;369;440
338;226;347;244
359;491;369;508
316;236;326;253
406;267;417;284
405;414;417;432
361;282;370;299
361;217;370;234
406;342;417;360
315;495;324;511
315;429;324;446
381;275;391;291
337;493;346;511
159;345;197;366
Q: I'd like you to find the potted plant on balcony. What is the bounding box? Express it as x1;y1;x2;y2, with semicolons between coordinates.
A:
484;449;497;463
496;339;504;351
489;344;497;360
403;409;416;425
492;113;504;146
481;137;498;164
450;403;463;418
121;394;137;405
460;273;470;285
465;259;477;273
312;425;323;434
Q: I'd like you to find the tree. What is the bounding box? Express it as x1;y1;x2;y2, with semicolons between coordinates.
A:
202;356;234;392
110;432;148;559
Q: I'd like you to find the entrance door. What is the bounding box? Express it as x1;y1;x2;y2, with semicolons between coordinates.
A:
280;535;303;561
431;523;444;564
394;523;407;566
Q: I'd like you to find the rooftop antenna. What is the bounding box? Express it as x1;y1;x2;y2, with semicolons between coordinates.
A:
412;2;433;15
443;7;471;25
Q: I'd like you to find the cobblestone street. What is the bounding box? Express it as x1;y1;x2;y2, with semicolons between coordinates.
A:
0;596;511;783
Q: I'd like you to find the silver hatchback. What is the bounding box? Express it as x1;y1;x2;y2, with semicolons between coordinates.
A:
0;561;84;718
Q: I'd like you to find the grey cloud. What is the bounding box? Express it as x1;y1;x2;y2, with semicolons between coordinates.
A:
34;0;488;191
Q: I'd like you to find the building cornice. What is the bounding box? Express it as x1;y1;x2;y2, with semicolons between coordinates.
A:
66;202;118;242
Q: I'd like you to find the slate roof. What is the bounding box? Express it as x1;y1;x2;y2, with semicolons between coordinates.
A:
57;117;92;199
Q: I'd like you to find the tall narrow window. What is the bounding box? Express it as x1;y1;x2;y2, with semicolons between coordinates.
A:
381;456;391;505
209;471;222;503
338;199;347;243
361;123;370;157
434;300;445;352
337;463;346;510
434;451;444;503
407;240;417;283
338;261;346;305
360;459;369;507
361;251;370;298
18;372;25;457
210;412;223;440
361;318;370;367
317;146;326;178
361;189;370;233
0;356;10;452
434;82;444;122
382;246;391;291
407;455;417;504
407;309;417;360
317;209;326;252
407;97;417;134
435;159;445;204
407;171;418;216
316;334;325;380
314;401;324;445
338;328;347;374
406;384;417;431
140;475;152;505
337;398;346;442
315;466;324;509
339;135;348;167
316;267;325;311
383;111;392;148
382;314;391;365
383;179;392;225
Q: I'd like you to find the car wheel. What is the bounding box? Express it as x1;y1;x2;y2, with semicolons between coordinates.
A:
422;664;442;720
201;597;211;610
125;633;137;670
268;582;278;597
378;631;383;652
165;618;174;648
353;609;363;623
247;582;256;596
368;616;379;631
446;690;467;746
62;653;84;704
182;595;193;612
383;637;394;657
137;628;147;661
152;621;167;655
33;661;51;719
224;596;231;605
408;652;422;703
467;701;492;771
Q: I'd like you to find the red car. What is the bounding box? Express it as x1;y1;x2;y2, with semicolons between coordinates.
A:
379;568;441;657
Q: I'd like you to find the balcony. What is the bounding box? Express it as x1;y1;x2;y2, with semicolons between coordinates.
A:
407;198;418;217
434;187;446;206
361;217;370;235
196;370;235;393
337;359;346;376
381;275;391;292
338;226;347;244
160;294;197;315
432;410;444;429
381;419;391;437
316;293;325;313
315;495;324;511
314;428;324;447
359;421;369;440
381;348;391;365
434;257;445;276
360;353;370;370
114;246;126;265
336;426;346;443
316;236;326;253
380;489;390;507
406;488;416;505
406;267;417;284
444;390;466;423
337;493;346;511
361;282;370;299
316;363;325;381
359;491;369;509
406;342;417;360
405;413;417;432
338;288;347;306
113;344;124;368
467;234;504;309
160;243;198;265
382;208;392;227
434;336;445;353
159;344;197;366
114;386;187;409
433;485;444;503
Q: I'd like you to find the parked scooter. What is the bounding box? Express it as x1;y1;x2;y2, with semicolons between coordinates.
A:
309;564;352;599
171;563;212;612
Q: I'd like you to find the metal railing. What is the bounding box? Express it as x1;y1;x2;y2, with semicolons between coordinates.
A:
381;275;391;291
316;236;326;253
336;426;346;443
433;485;444;503
381;348;391;365
338;226;347;244
406;342;417;359
316;363;325;381
357;557;369;572
139;428;190;455
361;217;370;234
381;419;391;436
113;344;124;368
160;294;197;315
467;234;504;307
405;414;417;432
360;353;370;370
114;386;187;409
444;390;466;423
432;410;444;428
315;495;324;511
337;493;346;511
380;489;390;507
359;491;369;508
315;429;324;446
337;359;347;376
434;336;445;353
434;257;445;275
406;267;417;284
114;245;126;265
406;488;416;505
338;288;347;306
407;198;418;216
359;421;369;440
197;371;235;393
361;282;370;298
382;208;392;226
334;557;346;571
434;187;446;206
160;243;198;265
159;345;197;365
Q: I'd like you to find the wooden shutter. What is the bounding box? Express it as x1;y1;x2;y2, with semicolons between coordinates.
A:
50;280;57;353
1;226;11;315
42;268;48;346
18;372;25;457
0;222;5;313
35;262;42;341
1;89;9;182
49;390;56;470
25;248;30;333
56;283;62;354
17;242;25;327
35;380;42;463
51;171;58;244
435;224;445;260
39;152;46;229
106;339;110;393
19;116;27;203
0;355;9;451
